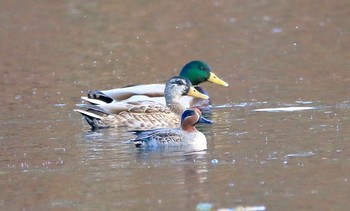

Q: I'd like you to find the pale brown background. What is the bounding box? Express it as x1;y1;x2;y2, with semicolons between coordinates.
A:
0;0;349;210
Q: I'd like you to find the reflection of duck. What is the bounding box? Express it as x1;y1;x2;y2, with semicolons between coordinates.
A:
74;77;209;129
82;61;229;108
126;108;213;149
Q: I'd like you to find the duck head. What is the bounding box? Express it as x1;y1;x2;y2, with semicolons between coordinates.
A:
164;76;209;103
181;108;213;131
179;60;229;87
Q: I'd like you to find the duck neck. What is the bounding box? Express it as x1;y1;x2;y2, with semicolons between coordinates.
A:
165;88;185;116
166;98;185;116
181;122;197;132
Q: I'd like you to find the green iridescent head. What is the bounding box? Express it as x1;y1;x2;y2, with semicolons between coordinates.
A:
179;61;229;87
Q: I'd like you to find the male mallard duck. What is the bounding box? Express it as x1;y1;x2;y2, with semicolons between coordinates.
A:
125;108;213;149
82;60;229;108
74;76;209;129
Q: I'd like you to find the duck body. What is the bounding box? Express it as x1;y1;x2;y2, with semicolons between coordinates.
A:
126;108;213;149
75;77;209;130
83;85;210;108
83;84;165;105
82;61;228;108
130;128;207;149
75;101;179;129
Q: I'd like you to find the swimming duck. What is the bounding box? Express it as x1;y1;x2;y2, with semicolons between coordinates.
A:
74;76;209;129
82;60;229;108
125;108;213;149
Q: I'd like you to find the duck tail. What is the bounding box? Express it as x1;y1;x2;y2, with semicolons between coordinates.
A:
134;141;143;148
74;105;113;129
86;90;114;104
81;96;108;105
122;138;144;148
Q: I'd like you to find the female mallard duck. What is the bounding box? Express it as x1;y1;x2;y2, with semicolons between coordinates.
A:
82;60;229;108
74;76;209;129
125;108;213;149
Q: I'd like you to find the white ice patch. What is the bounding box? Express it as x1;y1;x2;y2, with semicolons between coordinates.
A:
254;106;316;112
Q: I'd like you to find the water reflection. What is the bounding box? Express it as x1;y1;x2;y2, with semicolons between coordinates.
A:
134;147;207;163
77;126;212;210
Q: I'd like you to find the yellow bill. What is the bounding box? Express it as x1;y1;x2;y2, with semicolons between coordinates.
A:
187;86;209;100
208;72;229;87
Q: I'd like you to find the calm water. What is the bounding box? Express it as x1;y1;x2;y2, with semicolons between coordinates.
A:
1;0;349;210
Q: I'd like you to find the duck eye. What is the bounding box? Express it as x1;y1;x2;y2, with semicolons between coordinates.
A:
176;80;184;85
199;66;204;70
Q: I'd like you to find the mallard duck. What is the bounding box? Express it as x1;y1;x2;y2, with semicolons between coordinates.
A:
82;60;229;108
74;76;209;129
125;108;213;149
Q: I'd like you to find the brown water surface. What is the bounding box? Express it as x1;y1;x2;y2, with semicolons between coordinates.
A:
1;0;349;210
